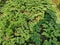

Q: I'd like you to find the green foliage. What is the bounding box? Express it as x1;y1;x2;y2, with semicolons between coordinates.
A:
0;0;60;45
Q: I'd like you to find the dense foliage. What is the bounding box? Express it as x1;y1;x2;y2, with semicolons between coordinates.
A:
0;0;60;45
